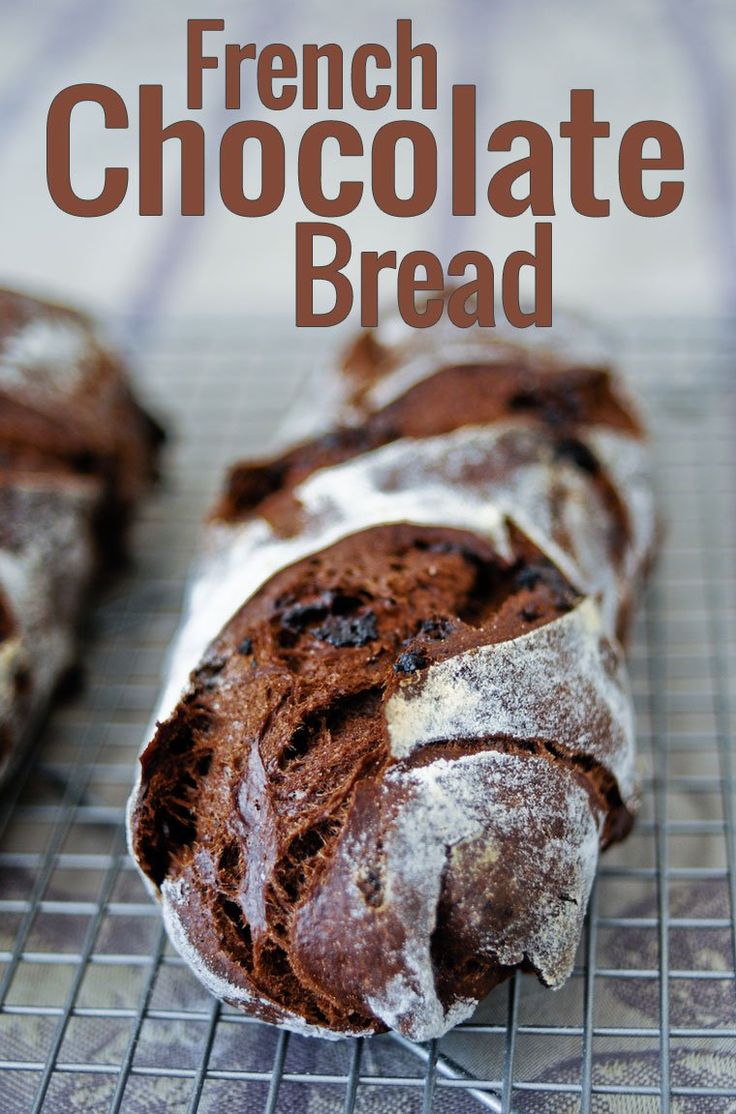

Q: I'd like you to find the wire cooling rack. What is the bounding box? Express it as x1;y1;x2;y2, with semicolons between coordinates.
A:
0;318;734;1113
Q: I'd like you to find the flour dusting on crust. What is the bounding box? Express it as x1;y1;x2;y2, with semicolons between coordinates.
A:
154;421;626;727
0;476;97;780
161;875;371;1040
386;597;637;804
586;428;656;582
295;751;601;1040
0;314;94;399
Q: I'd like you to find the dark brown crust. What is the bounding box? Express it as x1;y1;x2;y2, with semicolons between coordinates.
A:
213;363;639;588
130;522;634;1034
0;587;15;643
289;738;609;1019
216;361;641;522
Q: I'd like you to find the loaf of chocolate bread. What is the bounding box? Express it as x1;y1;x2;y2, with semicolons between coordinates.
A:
128;315;654;1041
0;287;162;781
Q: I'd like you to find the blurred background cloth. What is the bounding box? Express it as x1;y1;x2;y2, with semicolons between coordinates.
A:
0;0;734;336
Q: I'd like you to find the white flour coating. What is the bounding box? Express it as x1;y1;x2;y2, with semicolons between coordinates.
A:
0;533;86;699
369;975;477;1044
585;428;656;582
0;478;97;779
386;597;637;805
337;751;601;1039
0;314;94;399
152;421;627;728
160;875;372;1040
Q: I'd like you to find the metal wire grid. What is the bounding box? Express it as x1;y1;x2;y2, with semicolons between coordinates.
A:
0;319;734;1113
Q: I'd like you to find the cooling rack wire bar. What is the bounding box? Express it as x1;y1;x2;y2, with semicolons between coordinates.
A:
0;318;734;1113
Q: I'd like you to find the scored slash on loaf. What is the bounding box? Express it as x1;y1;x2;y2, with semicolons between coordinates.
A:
128;308;655;1041
0;288;162;782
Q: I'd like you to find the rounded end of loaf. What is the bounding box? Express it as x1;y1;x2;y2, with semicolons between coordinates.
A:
128;521;637;1039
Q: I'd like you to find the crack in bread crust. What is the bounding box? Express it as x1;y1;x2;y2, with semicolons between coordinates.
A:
215;363;641;565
